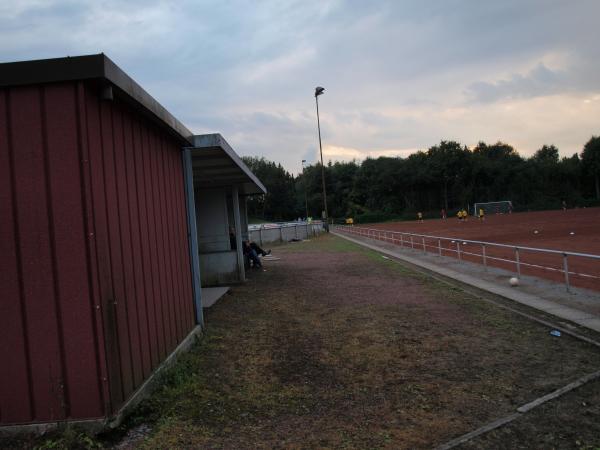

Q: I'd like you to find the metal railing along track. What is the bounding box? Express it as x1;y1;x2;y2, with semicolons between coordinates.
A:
334;225;600;292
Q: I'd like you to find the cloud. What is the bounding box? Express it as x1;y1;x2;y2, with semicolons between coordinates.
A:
466;63;578;103
2;0;600;173
243;46;316;84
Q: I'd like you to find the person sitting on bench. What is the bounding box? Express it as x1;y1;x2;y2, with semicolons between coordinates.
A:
243;240;263;268
229;228;271;267
229;228;271;256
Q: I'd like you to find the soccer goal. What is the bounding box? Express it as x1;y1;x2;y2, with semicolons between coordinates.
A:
473;201;513;216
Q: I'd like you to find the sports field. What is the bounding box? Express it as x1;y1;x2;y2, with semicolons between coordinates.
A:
360;207;600;291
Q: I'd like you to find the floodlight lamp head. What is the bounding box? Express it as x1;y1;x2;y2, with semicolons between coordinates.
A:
315;86;325;97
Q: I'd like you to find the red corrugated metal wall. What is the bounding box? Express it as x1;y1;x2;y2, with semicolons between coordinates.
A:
0;81;195;425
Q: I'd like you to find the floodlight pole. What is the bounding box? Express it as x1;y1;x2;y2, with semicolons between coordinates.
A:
302;159;309;220
315;87;329;231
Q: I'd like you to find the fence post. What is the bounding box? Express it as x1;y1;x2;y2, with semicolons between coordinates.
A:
482;244;487;270
422;237;426;254
563;253;570;292
259;226;263;247
438;239;442;257
457;241;461;260
515;247;521;277
411;236;414;249
280;225;284;243
295;224;298;240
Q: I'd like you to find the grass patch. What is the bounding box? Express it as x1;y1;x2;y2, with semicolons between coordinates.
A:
132;234;600;448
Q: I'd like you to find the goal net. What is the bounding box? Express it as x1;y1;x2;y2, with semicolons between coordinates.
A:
473;201;513;216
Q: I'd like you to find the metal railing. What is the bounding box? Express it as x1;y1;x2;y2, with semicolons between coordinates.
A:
334;225;600;292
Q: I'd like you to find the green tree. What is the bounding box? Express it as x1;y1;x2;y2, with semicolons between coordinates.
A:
241;136;597;223
426;141;471;211
242;156;298;221
581;136;600;199
533;145;559;164
472;141;524;207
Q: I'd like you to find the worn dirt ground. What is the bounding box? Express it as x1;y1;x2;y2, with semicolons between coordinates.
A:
131;234;600;449
4;234;600;449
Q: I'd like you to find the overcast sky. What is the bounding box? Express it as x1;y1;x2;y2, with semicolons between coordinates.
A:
2;0;599;173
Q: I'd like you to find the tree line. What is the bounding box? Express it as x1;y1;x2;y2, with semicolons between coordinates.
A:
242;136;600;223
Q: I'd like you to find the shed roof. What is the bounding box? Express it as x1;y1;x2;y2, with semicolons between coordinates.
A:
0;53;194;145
0;54;267;195
190;134;267;195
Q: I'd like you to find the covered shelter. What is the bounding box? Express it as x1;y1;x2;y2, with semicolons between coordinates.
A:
187;133;266;287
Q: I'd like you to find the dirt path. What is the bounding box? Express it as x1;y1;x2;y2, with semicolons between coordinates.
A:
114;234;599;449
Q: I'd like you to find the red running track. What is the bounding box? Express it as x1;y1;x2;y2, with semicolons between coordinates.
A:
340;208;600;291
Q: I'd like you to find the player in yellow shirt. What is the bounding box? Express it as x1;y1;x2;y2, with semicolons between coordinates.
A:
478;208;485;221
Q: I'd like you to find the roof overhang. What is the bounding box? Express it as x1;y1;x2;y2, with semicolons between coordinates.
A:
189;134;267;196
0;54;194;145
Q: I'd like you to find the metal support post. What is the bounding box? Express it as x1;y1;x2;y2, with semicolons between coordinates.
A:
232;186;246;283
482;244;487;270
438;239;442;256
182;149;204;326
457;241;461;260
563;253;570;292
422;237;426;254
411;236;414;249
515;247;521;277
